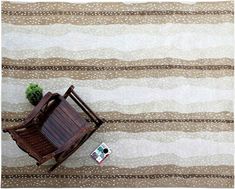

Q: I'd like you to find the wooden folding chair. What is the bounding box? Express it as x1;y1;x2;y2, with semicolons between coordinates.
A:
3;85;105;172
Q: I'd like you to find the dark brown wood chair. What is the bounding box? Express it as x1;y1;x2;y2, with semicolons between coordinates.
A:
3;85;105;172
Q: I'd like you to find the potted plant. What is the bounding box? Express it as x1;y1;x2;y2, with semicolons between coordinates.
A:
25;83;43;106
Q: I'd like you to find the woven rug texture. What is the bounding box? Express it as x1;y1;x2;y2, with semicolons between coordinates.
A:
1;1;234;187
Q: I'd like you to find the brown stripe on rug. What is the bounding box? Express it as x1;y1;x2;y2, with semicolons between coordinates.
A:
2;165;234;175
2;119;233;133
2;173;233;179
2;111;233;133
2;14;233;25
2;111;234;120
2;10;233;16
2;68;233;79
2;57;234;67
1;174;234;187
2;1;233;12
2;64;234;71
3;117;233;124
2;1;234;25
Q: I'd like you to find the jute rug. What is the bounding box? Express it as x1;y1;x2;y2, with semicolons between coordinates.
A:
1;1;234;187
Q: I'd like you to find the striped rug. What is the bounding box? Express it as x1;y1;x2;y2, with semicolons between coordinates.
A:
1;1;234;187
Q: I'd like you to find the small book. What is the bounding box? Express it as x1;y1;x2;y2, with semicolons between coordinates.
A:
90;143;111;164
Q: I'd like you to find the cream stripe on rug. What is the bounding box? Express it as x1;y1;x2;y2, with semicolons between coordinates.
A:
2;47;233;60
2;23;234;36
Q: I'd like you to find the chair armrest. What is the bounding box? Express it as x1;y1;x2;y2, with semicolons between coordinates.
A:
24;92;60;123
2;92;60;133
63;85;105;127
2;123;27;133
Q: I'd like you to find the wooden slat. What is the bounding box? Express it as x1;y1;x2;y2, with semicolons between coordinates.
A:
51;108;76;136
25;135;44;145
59;106;88;133
41;122;63;147
60;99;87;126
35;143;56;156
44;118;68;143
17;128;57;157
48;115;71;141
17;127;38;137
58;105;82;130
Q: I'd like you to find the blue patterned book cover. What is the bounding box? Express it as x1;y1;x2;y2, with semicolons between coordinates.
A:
90;143;111;164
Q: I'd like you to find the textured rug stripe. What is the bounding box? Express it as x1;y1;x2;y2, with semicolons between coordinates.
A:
2;111;233;133
2;77;234;90
2;1;233;12
2;47;234;60
2;111;234;120
2;33;233;52
2;1;233;26
2;118;234;133
3;57;234;66
2;164;234;188
2;14;233;25
2;68;234;79
2;23;234;36
2;1;234;25
2;100;233;113
2;154;233;168
2;165;234;175
2;83;233;105
2;131;233;142
1;176;234;187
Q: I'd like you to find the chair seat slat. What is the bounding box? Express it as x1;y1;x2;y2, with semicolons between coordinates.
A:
49;111;73;138
53;107;79;134
41;123;63;147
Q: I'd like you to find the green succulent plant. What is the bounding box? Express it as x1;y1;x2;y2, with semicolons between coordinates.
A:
25;83;43;106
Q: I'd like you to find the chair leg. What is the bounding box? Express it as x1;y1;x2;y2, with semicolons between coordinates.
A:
48;160;62;173
48;145;79;173
48;146;81;173
48;150;74;173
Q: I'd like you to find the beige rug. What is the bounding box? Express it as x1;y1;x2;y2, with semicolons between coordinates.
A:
1;1;234;187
